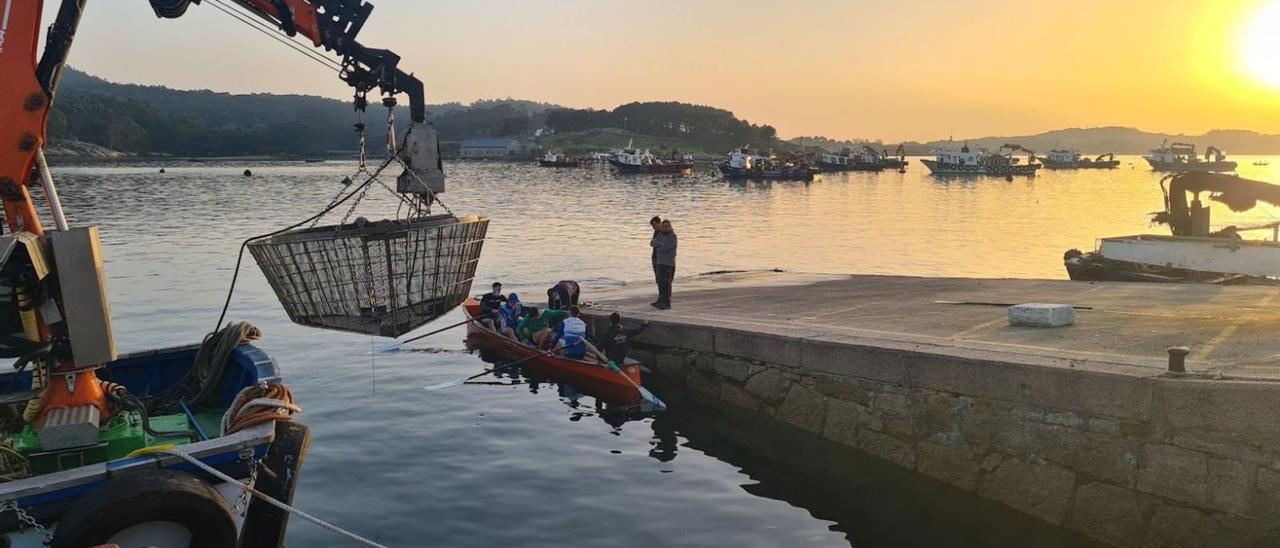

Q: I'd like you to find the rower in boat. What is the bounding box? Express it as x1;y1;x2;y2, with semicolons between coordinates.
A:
555;306;591;360
599;312;648;366
517;306;570;349
479;282;508;330
498;293;524;339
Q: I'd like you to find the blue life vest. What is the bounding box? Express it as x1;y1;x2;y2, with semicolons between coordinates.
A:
560;317;588;358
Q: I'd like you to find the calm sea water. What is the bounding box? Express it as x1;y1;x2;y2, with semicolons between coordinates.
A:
40;156;1280;546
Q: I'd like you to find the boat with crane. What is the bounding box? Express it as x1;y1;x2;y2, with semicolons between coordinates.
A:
815;147;884;172
719;148;819;180
609;141;694;175
0;0;486;546
921;143;1040;176
1144;141;1237;172
1041;150;1121;169
1065;172;1280;283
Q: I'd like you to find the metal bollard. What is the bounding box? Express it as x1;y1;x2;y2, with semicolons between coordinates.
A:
1167;346;1191;374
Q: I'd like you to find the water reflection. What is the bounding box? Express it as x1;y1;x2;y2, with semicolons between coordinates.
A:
648;380;1108;548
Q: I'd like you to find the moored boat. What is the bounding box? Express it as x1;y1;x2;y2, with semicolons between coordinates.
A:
1144;141;1237;172
1041;149;1120;169
538;150;584;168
609;142;694;175
815;148;883;172
462;301;647;404
1065;172;1280;284
921;143;1039;176
719;148;819;180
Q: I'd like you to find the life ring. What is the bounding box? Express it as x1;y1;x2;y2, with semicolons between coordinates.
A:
51;469;236;548
240;421;312;548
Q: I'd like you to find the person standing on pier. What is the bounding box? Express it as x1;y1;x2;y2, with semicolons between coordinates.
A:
651;220;677;309
649;216;662;289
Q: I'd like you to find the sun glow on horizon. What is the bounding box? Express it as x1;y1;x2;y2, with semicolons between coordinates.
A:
1243;2;1280;89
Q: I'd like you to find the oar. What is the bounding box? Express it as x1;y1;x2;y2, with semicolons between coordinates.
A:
575;338;667;411
423;344;565;391
378;313;494;353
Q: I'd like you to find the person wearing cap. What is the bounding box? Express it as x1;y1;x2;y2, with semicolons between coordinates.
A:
498;293;524;339
478;282;507;330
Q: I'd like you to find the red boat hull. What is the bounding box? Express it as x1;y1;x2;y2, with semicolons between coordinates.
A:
463;301;644;404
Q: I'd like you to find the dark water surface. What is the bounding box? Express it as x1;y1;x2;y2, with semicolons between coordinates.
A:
41;158;1279;546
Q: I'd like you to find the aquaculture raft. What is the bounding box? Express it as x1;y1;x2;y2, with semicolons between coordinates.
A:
249;214;490;337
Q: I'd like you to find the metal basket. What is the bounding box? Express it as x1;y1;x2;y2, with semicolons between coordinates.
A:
248;214;490;337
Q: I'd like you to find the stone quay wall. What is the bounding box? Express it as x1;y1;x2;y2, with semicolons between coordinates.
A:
582;312;1280;548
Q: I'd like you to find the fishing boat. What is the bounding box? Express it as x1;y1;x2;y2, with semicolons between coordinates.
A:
0;0;490;545
1065;172;1280;284
0;339;306;547
1041;150;1121;169
920;143;1039;176
1144;141;1237;172
538;150;584;168
877;145;911;170
814;148;883;172
461;301;646;404
1255;161;1271;166
719;148;819;180
609;142;694;175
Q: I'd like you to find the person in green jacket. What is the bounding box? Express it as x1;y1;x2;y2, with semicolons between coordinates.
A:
516;306;569;348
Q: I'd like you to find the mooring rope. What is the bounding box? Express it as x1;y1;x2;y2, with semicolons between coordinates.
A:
163;450;388;548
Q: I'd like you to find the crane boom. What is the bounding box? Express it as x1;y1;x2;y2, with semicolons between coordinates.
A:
0;0;442;433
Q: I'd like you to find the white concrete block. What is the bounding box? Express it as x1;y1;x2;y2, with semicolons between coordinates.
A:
1007;303;1076;327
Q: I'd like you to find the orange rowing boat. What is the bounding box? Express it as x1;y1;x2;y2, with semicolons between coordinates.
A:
462;300;645;404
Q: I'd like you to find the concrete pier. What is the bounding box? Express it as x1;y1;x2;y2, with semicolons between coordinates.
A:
580;272;1280;548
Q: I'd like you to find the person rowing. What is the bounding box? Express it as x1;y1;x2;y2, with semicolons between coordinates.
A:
478;282;507;330
554;306;590;360
516;306;569;348
598;312;647;366
498;293;524;339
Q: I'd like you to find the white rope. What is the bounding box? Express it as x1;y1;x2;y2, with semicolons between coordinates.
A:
163;450;389;548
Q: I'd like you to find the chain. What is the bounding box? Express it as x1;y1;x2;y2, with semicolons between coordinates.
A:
1;500;52;542
235;450;259;516
337;175;379;228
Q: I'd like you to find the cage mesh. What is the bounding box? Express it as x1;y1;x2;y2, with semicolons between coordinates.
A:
248;215;489;337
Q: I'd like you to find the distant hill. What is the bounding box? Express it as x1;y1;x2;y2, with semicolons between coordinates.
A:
891;127;1280;156
48;68;562;157
48;69;1280;158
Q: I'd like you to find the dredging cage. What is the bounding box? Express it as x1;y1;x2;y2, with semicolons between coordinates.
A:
248;214;490;337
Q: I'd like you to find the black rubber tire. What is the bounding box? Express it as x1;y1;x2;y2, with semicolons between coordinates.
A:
240;421;311;548
51;468;236;548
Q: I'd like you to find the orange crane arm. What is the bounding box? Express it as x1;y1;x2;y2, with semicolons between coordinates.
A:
0;0;61;237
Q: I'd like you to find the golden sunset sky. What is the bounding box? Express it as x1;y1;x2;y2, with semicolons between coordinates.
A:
44;0;1280;141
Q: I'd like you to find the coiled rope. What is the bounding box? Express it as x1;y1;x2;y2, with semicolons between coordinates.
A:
163;450;388;548
222;382;299;434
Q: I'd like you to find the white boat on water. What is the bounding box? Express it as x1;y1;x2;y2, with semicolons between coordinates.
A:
920;143;1039;176
609;141;694;174
1144;140;1237;172
1066;172;1280;283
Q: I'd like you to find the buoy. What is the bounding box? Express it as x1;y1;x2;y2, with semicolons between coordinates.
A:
159;168;166;174
1006;175;1014;182
244;169;253;177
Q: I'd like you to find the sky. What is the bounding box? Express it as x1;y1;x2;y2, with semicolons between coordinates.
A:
38;0;1280;142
